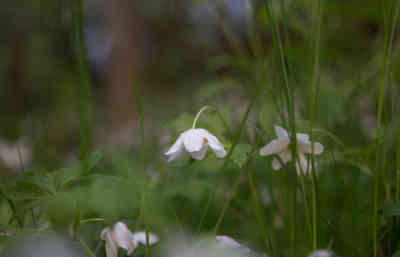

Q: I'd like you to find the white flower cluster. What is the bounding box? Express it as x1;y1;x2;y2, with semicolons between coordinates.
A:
165;117;324;174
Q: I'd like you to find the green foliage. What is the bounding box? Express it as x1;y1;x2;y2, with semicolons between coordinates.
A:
2;0;400;256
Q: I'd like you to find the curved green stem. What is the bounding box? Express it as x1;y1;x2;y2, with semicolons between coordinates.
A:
192;106;233;137
192;106;210;129
80;218;106;224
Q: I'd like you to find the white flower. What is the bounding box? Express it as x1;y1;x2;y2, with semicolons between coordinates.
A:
165;128;227;162
100;222;159;257
307;249;337;257
215;235;242;248
259;126;324;174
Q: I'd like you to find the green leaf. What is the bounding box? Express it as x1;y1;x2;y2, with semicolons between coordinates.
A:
230;144;253;168
14;180;50;200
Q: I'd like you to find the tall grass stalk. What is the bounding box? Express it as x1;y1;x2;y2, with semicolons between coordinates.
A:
197;94;257;233
309;0;324;250
246;152;274;256
133;74;151;257
71;0;92;173
374;1;400;256
298;166;313;244
263;0;298;254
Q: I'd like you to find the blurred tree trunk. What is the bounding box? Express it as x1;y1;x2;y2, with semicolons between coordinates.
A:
100;0;144;143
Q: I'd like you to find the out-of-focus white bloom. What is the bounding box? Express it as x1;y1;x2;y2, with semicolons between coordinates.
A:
159;233;255;257
100;222;158;257
215;235;242;249
0;140;32;170
259;126;324;174
165;128;226;162
307;249;337;257
131;231;159;249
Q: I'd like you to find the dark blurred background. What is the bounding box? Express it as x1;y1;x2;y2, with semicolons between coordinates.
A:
0;0;393;172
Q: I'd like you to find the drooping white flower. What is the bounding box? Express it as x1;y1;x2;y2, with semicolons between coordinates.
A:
259;126;324;174
165;128;227;162
100;222;159;257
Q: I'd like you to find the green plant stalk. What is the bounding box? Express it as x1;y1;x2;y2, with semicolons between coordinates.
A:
79;238;98;257
263;0;297;253
213;170;244;234
71;0;92;173
396;137;400;228
133;74;151;257
374;1;400;255
247;158;273;255
397;133;400;204
298;164;313;244
309;0;324;249
197;94;257;233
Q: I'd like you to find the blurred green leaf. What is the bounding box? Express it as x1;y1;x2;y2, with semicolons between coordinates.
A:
230;144;253;168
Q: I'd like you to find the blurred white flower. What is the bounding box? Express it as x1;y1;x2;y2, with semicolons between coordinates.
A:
307;249;337;257
215;235;242;249
259;126;323;174
100;222;158;257
0;140;32;171
165;128;226;162
159;233;255;257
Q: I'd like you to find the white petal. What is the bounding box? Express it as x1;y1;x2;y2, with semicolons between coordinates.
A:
183;129;204;153
101;227;112;241
215;235;242;248
165;133;184;156
199;129;226;158
113;222;135;255
131;231;159;246
259;138;289;156
303;142;324;155
105;242;118;257
101;228;118;257
167;145;185;162
296;133;310;143
272;158;281;170
296;154;309;175
275;126;289;138
190;144;208;160
279;149;292;163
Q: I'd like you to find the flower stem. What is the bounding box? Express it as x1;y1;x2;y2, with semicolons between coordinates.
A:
192;106;210;129
192;106;232;137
